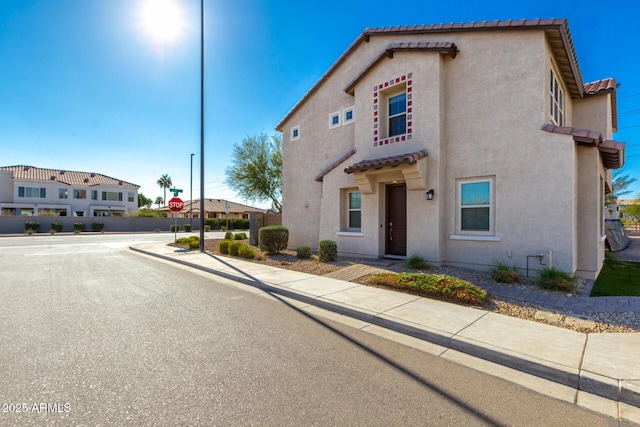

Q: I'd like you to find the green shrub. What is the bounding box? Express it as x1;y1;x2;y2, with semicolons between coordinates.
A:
234;218;249;229
51;222;63;233
228;241;242;256
221;225;228;232
318;240;337;262
233;232;247;240
368;272;487;306
170;224;180;232
218;240;231;254
405;254;429;270
237;243;257;259
25;222;40;233
74;222;85;232
176;236;200;249
183;224;192;232
224;231;233;240
204;225;211;232
91;222;104;232
127;208;167;218
296;246;312;259
206;218;218;230
258;226;289;254
490;261;521;283
537;267;576;293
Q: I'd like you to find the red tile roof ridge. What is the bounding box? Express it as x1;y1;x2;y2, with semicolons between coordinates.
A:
583;78;617;95
0;165;140;188
344;150;428;174
540;123;602;142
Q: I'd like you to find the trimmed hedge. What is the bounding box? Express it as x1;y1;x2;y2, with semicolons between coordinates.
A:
25;222;40;233
237;243;257;259
74;222;86;232
318;240;337;262
258;226;289;254
228;241;242;256
296;246;312;259
51;222;63;233
218;240;231;254
91;222;104;232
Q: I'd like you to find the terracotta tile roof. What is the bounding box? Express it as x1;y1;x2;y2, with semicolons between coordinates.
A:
599;140;625;169
315;149;357;182
0;165;139;187
584;78;617;95
345;42;458;95
540;125;625;169
344;150;428;174
540;123;602;143
276;18;584;131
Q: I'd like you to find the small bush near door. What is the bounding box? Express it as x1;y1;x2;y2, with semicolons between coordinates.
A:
318;240;337;262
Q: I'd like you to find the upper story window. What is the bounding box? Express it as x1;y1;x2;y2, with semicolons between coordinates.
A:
102;191;123;201
373;73;412;147
290;125;300;141
18;186;46;198
388;92;407;137
329;111;341;129
343;107;354;125
550;69;565;126
58;189;68;199
128;192;135;203
91;190;98;200
74;189;86;199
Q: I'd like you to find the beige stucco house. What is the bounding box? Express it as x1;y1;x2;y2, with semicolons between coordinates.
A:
276;19;626;279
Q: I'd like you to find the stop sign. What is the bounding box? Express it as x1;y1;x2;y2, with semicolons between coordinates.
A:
168;197;184;213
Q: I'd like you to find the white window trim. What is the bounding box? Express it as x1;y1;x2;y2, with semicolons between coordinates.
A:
549;69;564;126
449;234;501;242
385;86;407;138
329;111;341;129
347;191;362;231
336;231;364;237
290;125;300;141
456;177;496;236
342;106;354;125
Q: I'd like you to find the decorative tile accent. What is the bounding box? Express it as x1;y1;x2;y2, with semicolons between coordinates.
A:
373;73;413;147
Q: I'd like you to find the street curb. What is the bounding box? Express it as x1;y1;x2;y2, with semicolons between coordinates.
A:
129;245;637;408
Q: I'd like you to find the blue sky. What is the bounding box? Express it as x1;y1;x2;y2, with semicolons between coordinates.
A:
1;0;639;208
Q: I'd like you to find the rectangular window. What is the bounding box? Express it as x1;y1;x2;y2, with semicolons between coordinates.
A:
291;125;300;141
18;186;46;198
348;192;361;230
128;192;135;202
73;189;86;199
91;190;98;200
388;92;407;137
550;69;564;126
102;191;123;201
329;111;341;129
59;189;68;199
458;178;494;234
343;107;354;124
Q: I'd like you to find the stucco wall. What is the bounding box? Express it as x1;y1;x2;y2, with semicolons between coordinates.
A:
279;28;612;277
0;171;12;203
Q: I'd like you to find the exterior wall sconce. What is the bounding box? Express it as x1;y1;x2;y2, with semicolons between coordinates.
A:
426;189;434;200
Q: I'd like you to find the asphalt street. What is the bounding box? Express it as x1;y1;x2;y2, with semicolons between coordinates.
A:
0;234;621;426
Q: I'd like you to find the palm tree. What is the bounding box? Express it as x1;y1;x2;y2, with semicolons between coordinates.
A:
157;174;172;206
154;196;164;208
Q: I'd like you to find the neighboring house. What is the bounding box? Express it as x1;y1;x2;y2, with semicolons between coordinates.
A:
276;18;627;279
158;198;265;219
0;165;140;217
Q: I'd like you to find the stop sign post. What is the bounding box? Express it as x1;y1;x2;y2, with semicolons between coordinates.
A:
168;197;184;242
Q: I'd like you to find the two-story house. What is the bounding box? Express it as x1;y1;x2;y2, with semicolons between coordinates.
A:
276;19;626;279
0;165;140;217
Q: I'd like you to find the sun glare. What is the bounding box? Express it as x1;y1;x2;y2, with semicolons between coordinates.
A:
141;0;184;43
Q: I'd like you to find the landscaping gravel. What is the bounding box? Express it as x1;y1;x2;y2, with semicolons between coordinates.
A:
199;240;639;334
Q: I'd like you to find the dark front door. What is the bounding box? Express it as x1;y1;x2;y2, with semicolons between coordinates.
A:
386;184;407;256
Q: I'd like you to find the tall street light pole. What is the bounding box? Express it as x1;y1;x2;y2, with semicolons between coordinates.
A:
190;152;194;228
199;0;205;252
